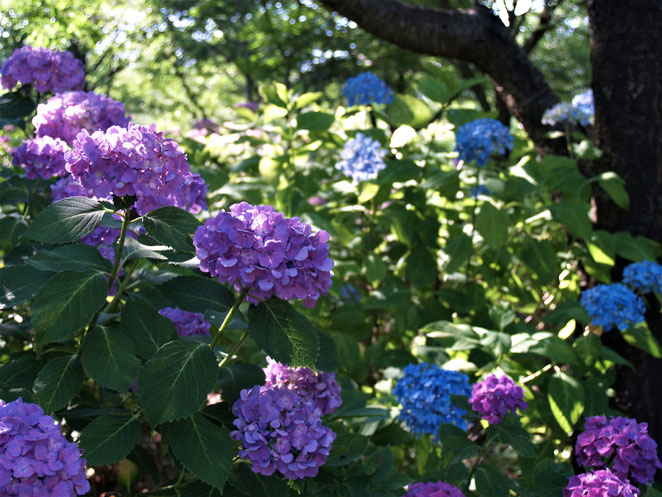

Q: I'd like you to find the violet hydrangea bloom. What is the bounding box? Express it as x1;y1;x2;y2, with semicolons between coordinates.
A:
158;307;211;337
454;118;513;167
33;91;131;145
623;260;662;294
404;481;466;497
335;133;387;182
576;415;662;485
0;398;90;496
1;46;85;93
469;374;527;425
263;357;342;416
579;283;645;331
11;136;69;179
65;123;207;215
231;385;336;479
564;469;639;497
342;72;394;106
393;363;472;436
194;202;334;308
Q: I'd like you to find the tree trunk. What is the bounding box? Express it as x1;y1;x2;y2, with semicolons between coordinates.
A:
588;0;662;444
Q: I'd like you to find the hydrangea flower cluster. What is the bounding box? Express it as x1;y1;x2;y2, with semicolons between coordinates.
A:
575;415;661;485
1;46;85;93
158;307;211;337
469;374;527;425
622;260;662;294
11;136;70;179
579;283;645;331
454;118;513;167
194;202;334;308
342;72;394;106
231;385;336;479
263;357;342;416
33;91;131;145
65;123;207;215
470;185;490;198
564;470;639;497
393;363;472;435
404;481;466;497
335;133;387;182
0;398;90;496
572;89;594;117
542;102;592;127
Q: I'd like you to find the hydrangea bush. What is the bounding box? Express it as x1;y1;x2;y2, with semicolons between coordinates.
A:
0;46;661;497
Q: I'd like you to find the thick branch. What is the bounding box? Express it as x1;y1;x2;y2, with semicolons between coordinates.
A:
317;0;559;149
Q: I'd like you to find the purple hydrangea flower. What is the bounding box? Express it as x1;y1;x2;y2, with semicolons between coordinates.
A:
32;91;131;145
231;385;336;479
623;260;662;294
469;374;527;425
393;363;472;436
342;72;394;106
335;133;387;182
194;202;334;308
11;136;69;179
404;481;466;497
158;307;211;337
579;283;645;331
65;123;207;215
0;398;90;496
564;469;639;497
576;415;662;485
263;357;342;416
1;46;85;93
454;118;513;167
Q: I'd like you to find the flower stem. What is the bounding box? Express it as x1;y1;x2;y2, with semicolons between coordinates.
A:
218;330;250;368
107;209;131;291
564;124;575;159
209;287;249;349
465;174;480;283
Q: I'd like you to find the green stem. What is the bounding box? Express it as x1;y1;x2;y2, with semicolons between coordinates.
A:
218;330;250;368
466;436;491;487
464;174;480;283
209;288;249;349
107;209;131;291
564;124;575;159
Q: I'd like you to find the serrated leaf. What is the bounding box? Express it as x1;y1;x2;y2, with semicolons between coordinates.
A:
491;415;536;458
217;363;265;405
33;355;83;413
83;326;141;393
158;276;234;313
438;423;478;461
120;300;178;360
79;413;142;465
547;372;584;434
27;243;113;273
122;237;170;261
23;197;105;244
229;463;289;497
0;265;52;310
247;297;320;368
142;207;200;252
0;216;28;251
0;356;41;390
476;203;509;248
474;463;513;497
161;413;234;491
33;270;107;345
138;341;218;426
315;332;341;372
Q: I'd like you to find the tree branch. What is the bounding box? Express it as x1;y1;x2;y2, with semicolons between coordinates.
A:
522;0;566;54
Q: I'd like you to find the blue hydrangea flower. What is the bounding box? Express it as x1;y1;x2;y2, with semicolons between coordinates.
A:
335;133;387;181
454;118;513;167
342;72;394;106
623;260;662;294
542;101;593;127
470;185;490;198
393;363;472;436
572;89;594;117
580;283;646;331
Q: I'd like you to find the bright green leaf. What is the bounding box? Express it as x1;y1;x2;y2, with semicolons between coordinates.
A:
547;372;584;434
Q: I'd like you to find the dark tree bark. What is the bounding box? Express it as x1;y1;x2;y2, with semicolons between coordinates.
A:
588;0;662;444
316;0;559;148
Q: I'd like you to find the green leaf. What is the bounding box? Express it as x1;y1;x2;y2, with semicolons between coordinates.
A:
315;332;341;372
33;355;83;413
122;238;171;262
474;463;513;497
297;111;334;131
27;243;113;273
621;323;662;358
120;300;178;360
261;82;289;108
387;94;432;129
597;171;630;209
612;232;662;262
476;203;509;248
520;238;558;284
294;91;323;110
0;265;52;309
138;341;218;426
247;297;320;368
161;413;234;491
0;91;36;127
547;372;584;434
142;207;200;253
158;276;235;313
550;200;592;239
0;356;41;390
32;270;107;345
492;415;536;458
442;233;472;274
217;363;265;405
326;432;370;466
0;216;28;251
229;463;289;497
23;197;105;244
378;159;423;186
79;413;142;465
532;459;574;497
586;231;615;266
529;334;578;364
405;246;437;288
83;326;141;393
418;77;449;103
438;423;478;461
